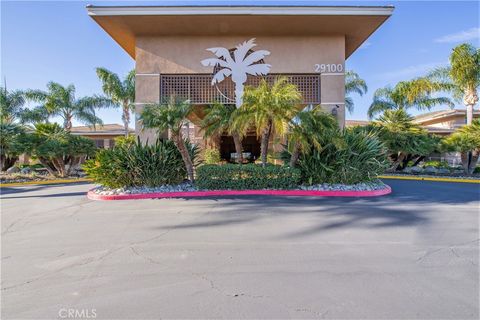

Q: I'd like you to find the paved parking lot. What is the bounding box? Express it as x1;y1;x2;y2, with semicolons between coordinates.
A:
1;180;479;319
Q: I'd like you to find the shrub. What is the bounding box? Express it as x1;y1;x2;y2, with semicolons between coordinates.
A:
441;120;480;174
15;123;95;177
422;160;450;168
83;138;199;188
367;110;439;171
297;129;388;185
0;123;25;171
204;148;221;164
196;164;301;190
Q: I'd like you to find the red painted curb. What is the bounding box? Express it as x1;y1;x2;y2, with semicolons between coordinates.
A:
87;185;392;201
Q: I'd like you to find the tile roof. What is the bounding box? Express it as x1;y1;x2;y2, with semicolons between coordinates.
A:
70;124;134;135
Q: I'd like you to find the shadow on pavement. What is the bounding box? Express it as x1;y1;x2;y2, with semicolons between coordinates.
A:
0;181;92;197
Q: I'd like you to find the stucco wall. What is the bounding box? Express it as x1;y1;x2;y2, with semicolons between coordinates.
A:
134;35;346;142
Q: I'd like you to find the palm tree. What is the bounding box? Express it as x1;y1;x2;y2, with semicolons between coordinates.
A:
201;101;244;163
233;77;301;166
443;120;480;174
201;38;271;108
428;43;480;125
140;96;195;182
96;68;136;136
0;87;26;124
374;109;438;170
0;122;25;171
287;108;338;167
367;79;454;119
25;82;112;131
345;70;368;113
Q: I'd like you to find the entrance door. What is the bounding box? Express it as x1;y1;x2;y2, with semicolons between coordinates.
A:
219;135;260;162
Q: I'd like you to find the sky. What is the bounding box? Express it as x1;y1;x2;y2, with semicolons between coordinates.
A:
1;0;479;127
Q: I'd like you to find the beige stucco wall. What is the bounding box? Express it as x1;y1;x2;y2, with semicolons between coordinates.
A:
135;35;346;141
420;115;472;129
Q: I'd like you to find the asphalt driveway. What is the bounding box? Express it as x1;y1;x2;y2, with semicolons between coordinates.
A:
1;180;479;319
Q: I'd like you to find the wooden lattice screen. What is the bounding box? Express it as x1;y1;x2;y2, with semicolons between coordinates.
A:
159;74;321;105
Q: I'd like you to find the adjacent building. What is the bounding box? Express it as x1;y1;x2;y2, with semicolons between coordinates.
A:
413;109;480;136
70;124;133;149
88;5;393;160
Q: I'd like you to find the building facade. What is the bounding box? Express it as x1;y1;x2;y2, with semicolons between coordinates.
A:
70;124;134;149
88;5;393;161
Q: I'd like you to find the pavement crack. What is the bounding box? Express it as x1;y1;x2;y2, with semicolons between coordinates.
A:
130;246;163;265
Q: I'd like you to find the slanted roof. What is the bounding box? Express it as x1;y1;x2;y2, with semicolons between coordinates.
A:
414;109;480;124
87;5;394;59
345;120;370;127
70;124;133;136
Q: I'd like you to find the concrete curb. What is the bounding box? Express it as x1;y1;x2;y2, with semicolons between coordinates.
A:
379;175;480;184
0;178;92;188
87;185;392;201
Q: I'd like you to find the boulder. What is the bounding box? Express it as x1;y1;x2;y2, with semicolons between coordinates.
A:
402;167;413;173
410;166;424;174
424;166;439;174
20;167;32;174
437;168;450;175
6;166;20;174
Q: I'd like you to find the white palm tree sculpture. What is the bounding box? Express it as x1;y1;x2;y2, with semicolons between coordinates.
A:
201;38;271;108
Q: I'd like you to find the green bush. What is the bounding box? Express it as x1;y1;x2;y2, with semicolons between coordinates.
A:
15;123;95;177
422;160;450;168
196;164;301;190
83;138;199;188
474;166;480;174
297;129;388;185
204;148;221;164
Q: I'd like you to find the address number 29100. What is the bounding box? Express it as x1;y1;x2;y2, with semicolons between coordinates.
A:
314;64;344;73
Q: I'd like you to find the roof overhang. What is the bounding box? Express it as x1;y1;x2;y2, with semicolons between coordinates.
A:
87;5;394;59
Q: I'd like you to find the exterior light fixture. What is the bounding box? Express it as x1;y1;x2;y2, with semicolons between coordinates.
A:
331;105;340;117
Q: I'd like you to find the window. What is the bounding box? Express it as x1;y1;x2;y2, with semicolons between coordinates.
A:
95;139;105;148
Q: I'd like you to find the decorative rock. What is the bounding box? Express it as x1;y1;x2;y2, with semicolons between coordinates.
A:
423;166;439;174
91;180;389;196
20;167;32;174
410;166;424;174
402;167;413;173
437;168;450;174
6;166;20;174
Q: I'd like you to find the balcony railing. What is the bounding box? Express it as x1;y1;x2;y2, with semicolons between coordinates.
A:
159;74;321;105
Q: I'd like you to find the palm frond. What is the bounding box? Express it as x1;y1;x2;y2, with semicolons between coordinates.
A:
205;47;234;64
242;50;271;66
233;38;257;62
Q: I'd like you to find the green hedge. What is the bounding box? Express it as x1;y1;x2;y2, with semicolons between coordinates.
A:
197;164;301;190
83;138;198;188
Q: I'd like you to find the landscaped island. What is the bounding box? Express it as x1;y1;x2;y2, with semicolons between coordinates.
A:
83;80;393;199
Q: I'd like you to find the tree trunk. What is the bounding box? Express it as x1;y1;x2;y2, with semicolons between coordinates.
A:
466;104;474;125
468;149;479;174
460;152;470;174
38;158;58;177
123;103;130;137
463;87;478;125
66;156;81;176
390;152;406;171
51;157;66;177
289;143;301;168
232;132;243;164
64;116;72;131
412;155;425;167
260;120;273;167
172;133;195;182
0;155;18;171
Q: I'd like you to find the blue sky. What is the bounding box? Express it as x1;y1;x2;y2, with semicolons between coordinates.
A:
1;0;479;127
